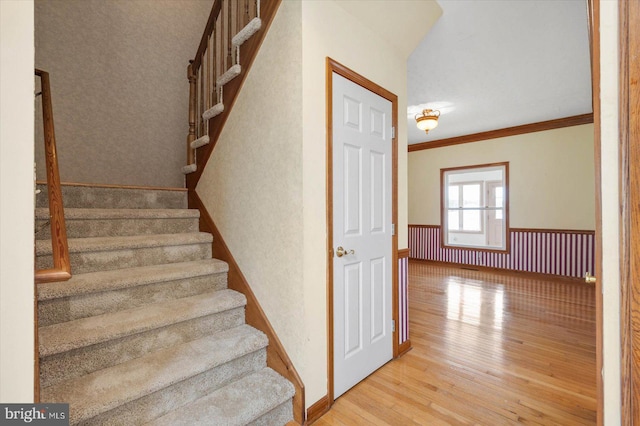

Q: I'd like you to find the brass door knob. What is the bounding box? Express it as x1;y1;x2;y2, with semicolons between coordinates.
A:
585;272;597;284
336;246;355;257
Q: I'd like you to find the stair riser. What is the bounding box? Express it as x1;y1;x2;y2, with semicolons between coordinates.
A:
249;401;294;426
77;350;266;426
36;243;212;274
37;184;187;209
35;217;199;239
39;273;228;327
40;307;245;388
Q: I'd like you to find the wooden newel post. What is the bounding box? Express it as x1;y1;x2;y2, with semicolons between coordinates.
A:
187;61;197;165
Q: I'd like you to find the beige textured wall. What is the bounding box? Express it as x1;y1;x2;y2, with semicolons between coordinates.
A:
35;0;211;187
301;0;440;405
408;124;596;230
196;0;305;396
600;1;621;422
1;0;35;403
198;0;441;407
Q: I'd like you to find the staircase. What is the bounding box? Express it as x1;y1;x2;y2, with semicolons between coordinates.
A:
35;183;294;425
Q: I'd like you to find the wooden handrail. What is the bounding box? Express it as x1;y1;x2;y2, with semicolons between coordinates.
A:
35;69;71;284
192;0;222;72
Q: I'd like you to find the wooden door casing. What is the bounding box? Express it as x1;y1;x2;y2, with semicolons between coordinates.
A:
620;0;639;423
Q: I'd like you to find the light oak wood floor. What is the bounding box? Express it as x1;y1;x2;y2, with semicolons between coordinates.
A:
315;261;597;425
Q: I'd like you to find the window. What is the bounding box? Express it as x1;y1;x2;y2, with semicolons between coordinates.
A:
441;163;509;252
447;182;483;232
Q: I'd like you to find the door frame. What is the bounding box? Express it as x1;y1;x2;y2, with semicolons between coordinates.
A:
618;0;638;423
591;0;640;422
326;57;399;404
588;0;603;423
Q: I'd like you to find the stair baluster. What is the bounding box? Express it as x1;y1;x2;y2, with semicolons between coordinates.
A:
183;0;263;176
187;62;197;167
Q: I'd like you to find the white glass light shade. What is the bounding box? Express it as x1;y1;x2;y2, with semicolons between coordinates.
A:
416;117;439;131
415;109;440;133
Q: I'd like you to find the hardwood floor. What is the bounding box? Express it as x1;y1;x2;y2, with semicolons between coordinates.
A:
315;261;597;425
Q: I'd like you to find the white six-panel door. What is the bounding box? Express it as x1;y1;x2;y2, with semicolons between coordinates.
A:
332;72;393;398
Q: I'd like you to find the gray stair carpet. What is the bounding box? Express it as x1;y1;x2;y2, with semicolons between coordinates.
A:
150;368;295;426
36;183;188;209
36;185;294;425
35;207;200;239
35;232;214;274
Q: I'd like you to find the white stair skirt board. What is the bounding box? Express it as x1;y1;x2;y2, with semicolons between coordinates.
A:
202;103;224;121
191;135;210;149
182;164;197;175
232;17;262;47
216;64;241;88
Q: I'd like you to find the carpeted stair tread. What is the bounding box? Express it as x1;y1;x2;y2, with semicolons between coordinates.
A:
36;184;187;209
38;259;228;301
250;401;295;426
35;232;212;256
39;289;246;357
35;207;199;220
35;208;200;239
35;178;297;422
41;325;268;424
150;368;294;426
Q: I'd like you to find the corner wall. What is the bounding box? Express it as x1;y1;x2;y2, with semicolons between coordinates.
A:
0;0;35;403
34;0;211;187
198;0;441;408
196;0;305;398
599;0;621;423
301;0;416;405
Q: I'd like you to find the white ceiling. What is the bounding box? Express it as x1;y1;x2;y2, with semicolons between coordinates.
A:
407;0;593;144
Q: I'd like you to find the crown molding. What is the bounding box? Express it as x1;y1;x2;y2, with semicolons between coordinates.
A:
408;113;594;152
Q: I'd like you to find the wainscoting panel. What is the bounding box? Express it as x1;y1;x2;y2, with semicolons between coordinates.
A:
398;249;409;346
408;225;595;278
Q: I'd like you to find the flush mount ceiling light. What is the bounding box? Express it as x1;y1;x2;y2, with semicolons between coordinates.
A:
415;108;440;134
